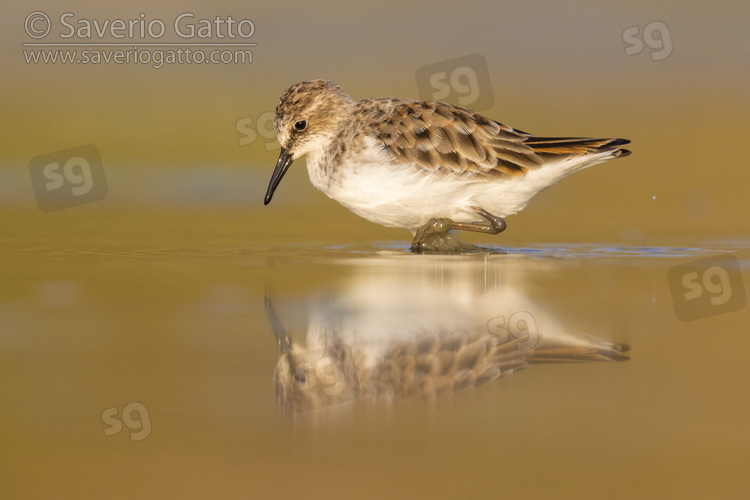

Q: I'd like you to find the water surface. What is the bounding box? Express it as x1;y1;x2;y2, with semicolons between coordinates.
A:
3;215;749;498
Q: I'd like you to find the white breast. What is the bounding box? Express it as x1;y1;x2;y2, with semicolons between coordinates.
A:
305;138;612;232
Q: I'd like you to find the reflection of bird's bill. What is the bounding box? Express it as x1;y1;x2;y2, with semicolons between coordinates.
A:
265;257;630;413
264;295;291;353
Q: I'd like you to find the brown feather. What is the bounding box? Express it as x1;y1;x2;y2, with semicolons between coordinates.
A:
364;98;630;180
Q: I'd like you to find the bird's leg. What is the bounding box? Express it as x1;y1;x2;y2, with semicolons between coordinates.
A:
411;218;473;253
410;208;506;253
447;207;507;235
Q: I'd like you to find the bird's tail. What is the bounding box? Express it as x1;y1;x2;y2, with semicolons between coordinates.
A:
525;136;631;160
529;332;631;363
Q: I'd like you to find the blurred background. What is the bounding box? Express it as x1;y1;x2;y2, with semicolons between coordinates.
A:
3;0;749;245
2;1;750;499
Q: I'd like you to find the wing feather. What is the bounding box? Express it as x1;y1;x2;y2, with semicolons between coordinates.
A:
363;98;630;179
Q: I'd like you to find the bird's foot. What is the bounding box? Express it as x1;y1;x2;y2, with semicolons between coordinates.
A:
410;218;483;254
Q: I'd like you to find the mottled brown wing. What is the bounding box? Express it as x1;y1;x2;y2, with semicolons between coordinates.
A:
375;331;535;397
369;99;540;178
373;329;630;397
367;99;630;178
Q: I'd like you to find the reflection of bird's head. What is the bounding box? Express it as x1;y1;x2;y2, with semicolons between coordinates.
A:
273;344;361;413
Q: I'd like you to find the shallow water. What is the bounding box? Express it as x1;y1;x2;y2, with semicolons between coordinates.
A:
5;0;750;494
2;212;749;498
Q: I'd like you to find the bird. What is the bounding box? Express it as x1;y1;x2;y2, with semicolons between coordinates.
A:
263;80;630;252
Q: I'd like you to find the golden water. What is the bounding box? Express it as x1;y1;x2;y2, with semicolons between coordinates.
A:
5;1;750;495
3;207;749;498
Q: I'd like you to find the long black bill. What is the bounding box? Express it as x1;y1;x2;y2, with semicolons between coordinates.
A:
264;148;294;205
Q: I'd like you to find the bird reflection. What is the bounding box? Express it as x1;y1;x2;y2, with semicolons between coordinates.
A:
266;257;629;413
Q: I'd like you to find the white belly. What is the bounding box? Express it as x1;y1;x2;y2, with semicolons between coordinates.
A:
305;144;610;232
307;161;519;231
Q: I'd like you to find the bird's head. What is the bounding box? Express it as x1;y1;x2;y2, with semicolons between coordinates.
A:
264;80;355;205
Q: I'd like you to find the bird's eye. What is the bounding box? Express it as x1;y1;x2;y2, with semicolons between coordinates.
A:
294;120;307;131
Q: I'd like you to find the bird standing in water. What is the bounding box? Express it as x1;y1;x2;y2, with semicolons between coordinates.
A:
264;80;630;252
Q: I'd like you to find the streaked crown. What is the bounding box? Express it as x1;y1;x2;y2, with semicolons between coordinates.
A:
273;80;356;159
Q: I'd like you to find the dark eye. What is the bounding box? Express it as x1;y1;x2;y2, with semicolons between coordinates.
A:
294;120;307;131
293;370;307;383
